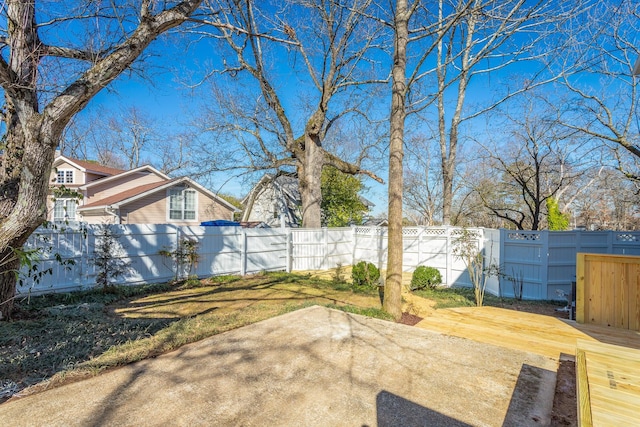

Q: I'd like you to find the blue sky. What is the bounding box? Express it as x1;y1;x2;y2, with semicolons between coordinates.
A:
77;33;528;218
65;1;640;221
75;25;395;215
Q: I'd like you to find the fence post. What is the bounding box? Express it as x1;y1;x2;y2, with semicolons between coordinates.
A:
446;226;452;286
540;230;549;300
240;228;247;276
286;228;292;273
80;225;89;288
417;227;423;267
377;227;384;271
499;229;506;297
323;227;329;270
607;230;614;253
351;226;357;267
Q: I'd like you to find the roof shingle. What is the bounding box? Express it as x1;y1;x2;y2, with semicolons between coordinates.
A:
64;158;126;176
79;179;176;209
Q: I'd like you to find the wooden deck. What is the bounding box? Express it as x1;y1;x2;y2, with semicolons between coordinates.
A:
576;340;640;426
414;306;640;360
414;305;640;426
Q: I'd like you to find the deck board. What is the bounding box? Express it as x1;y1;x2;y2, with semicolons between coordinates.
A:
412;304;640;426
576;340;640;427
414;305;640;359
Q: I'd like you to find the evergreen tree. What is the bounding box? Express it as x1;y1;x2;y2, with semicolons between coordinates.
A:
321;167;369;227
547;198;570;230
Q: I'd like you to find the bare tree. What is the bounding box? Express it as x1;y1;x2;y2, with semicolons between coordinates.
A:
571;169;640;230
61;104;194;175
105;106;158;169
404;134;442;225
553;0;640;183
431;0;572;225
385;0;414;319
0;0;203;319
383;0;468;318
475;105;588;230
195;0;385;228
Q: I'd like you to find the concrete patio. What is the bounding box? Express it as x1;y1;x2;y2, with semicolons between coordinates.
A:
1;306;557;426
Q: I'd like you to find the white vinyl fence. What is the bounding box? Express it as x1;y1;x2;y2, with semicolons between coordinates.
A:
17;224;488;297
15;224;640;300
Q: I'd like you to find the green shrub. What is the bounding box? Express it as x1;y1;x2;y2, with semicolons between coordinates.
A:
410;266;442;291
351;261;380;291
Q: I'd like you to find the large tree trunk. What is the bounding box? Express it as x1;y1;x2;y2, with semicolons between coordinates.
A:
0;0;203;319
385;0;410;321
441;128;457;225
0;253;20;320
299;133;325;228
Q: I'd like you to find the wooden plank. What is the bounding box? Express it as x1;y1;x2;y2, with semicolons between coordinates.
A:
585;253;640;264
576;339;640;427
576;349;593;427
632;263;640;331
417;305;640;359
568;321;640;349
589;386;640;418
603;261;614;327
577;339;640;360
614;262;625;328
586;359;640;380
579;254;640;331
591;408;640;427
617;264;628;329
588;257;601;325
577;253;586;323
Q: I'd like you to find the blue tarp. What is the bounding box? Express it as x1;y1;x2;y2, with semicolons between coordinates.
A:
200;220;241;226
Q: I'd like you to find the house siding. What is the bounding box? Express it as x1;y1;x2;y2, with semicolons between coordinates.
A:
118;187;234;225
50;160;85;186
244;177;299;227
198;191;234;222
120;191;166;224
85;172;164;201
79;212;116;224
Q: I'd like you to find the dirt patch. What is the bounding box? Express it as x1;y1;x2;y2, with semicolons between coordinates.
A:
551;358;577;426
494;301;571;319
398;312;423;326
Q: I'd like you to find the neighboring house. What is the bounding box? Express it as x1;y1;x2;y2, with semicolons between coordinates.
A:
49;155;237;225
363;217;388;227
241;172;374;227
241;172;301;228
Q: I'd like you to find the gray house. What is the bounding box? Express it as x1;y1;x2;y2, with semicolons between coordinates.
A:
241;172;301;228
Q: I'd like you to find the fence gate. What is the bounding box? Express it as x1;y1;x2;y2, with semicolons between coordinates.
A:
576;253;640;331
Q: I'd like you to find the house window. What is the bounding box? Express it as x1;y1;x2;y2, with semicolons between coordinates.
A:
169;188;197;221
53;199;77;221
56;170;74;184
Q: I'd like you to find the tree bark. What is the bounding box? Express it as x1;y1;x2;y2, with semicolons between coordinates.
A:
0;0;203;319
0;250;20;319
385;0;410;321
299;110;327;228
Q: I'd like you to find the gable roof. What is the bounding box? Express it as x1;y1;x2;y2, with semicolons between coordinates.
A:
79;180;173;210
79;164;170;190
241;172;299;205
241;172;299;223
79;177;239;212
54;156;125;177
